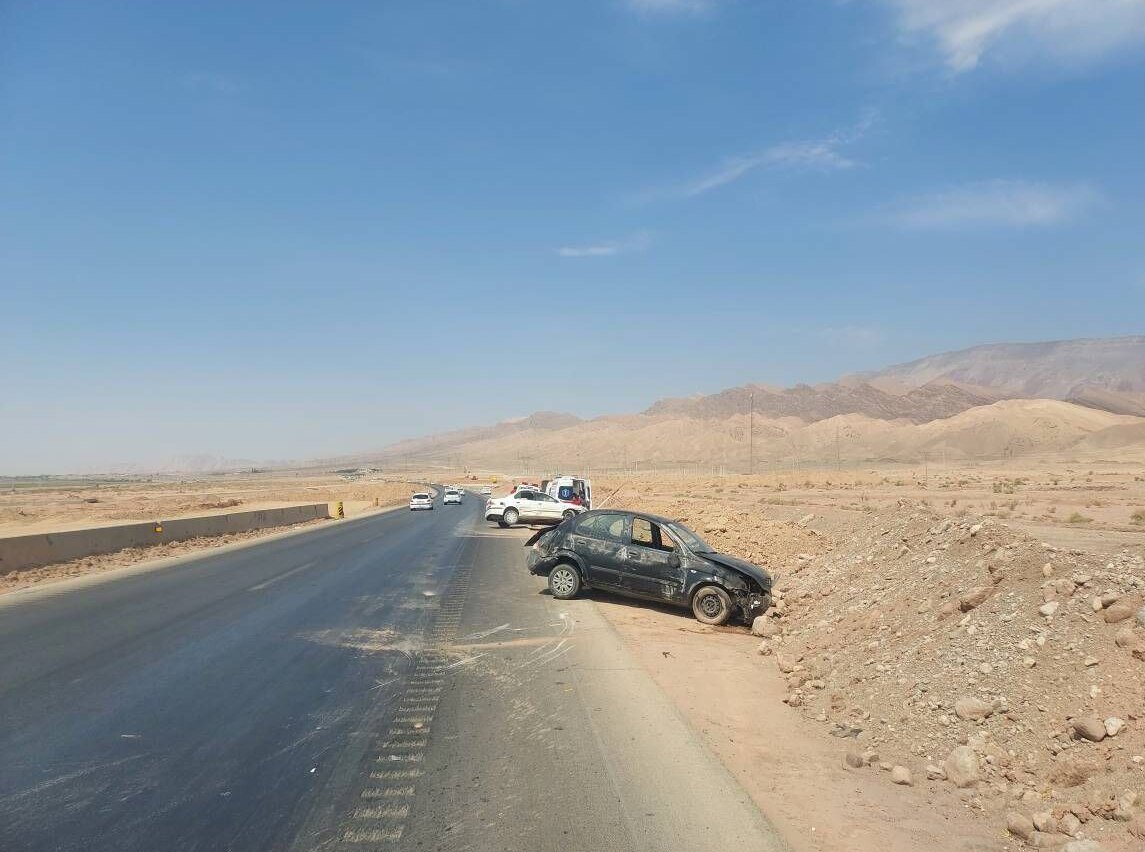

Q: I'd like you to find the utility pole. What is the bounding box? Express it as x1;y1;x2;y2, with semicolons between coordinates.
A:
748;391;754;476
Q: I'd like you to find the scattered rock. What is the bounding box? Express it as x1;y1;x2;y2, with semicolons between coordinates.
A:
954;696;992;721
1062;841;1105;852
890;765;912;786
1104;717;1125;738
1071;717;1106;742
751;616;780;638
1006;811;1035;841
1030;831;1067;848
1039;601;1060;617
944;746;980;788
775;654;796;674
756;640;774;656
1115;626;1136;648
960;586;991;612
1103;601;1135;623
1060;812;1082;837
925;764;946;781
1032;810;1057;833
845;751;864;769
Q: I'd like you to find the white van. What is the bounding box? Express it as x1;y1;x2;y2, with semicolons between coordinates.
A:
541;476;592;509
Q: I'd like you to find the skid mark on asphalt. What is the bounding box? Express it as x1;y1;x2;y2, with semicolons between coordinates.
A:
334;563;473;848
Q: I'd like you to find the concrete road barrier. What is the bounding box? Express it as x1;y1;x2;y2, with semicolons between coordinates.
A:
0;504;331;575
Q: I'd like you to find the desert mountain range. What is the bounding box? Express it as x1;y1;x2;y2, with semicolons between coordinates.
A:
365;335;1145;472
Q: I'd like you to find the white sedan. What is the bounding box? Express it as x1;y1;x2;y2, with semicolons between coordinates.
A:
409;493;434;511
443;489;462;505
484;489;585;527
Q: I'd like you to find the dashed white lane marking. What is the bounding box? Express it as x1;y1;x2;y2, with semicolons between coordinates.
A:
246;561;317;591
360;786;416;798
353;804;411;819
341;827;403;843
337;564;474;850
371;768;424;781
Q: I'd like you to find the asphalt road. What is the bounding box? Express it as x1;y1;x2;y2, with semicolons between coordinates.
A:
0;493;786;852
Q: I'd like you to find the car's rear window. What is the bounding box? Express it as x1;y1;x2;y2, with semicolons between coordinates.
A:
413;493;429;499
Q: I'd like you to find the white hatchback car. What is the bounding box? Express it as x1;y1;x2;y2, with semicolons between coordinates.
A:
409;492;434;511
443;489;462;505
484;489;586;527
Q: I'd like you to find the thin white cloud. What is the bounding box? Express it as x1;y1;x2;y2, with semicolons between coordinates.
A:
556;230;653;258
627;0;717;14
884;179;1101;229
818;325;886;348
650;112;876;200
878;0;1145;72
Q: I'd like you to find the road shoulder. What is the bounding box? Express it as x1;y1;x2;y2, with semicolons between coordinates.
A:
596;597;1004;852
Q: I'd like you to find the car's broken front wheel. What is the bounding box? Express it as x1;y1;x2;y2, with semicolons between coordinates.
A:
691;585;732;626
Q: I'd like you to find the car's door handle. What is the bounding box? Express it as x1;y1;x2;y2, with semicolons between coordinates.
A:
615;547;628;560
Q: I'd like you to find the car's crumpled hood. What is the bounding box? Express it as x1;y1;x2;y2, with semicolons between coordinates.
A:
698;552;772;589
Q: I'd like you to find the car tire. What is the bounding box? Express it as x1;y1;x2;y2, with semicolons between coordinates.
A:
548;563;581;600
562;509;577;520
497;520;509;528
691;585;733;626
503;508;519;526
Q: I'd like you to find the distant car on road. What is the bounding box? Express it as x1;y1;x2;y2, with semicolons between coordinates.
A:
480;485;493;495
485;489;585;527
443;489;462;505
524;509;772;626
409;493;434;511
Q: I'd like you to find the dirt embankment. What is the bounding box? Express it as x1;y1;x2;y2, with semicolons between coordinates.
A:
602;475;1145;851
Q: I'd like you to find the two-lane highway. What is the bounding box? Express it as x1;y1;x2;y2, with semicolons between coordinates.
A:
0;492;787;851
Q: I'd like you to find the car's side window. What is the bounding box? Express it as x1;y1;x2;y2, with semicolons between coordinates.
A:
574;515;599;535
599;514;628;543
632;518;676;552
536;493;556;502
578;513;627;542
517;491;535;500
632;518;654;547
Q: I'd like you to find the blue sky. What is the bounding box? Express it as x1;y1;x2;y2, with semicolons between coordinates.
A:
3;0;1145;473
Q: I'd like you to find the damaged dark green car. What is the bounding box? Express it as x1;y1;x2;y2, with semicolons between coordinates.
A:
525;509;772;626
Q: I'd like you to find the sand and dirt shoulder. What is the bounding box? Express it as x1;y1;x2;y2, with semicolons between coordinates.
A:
589;465;1145;851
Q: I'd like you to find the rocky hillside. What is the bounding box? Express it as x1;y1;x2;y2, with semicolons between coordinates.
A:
865;336;1145;409
360;335;1145;470
645;380;1001;424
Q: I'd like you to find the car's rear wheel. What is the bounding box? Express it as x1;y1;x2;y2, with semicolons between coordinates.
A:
503;508;519;526
692;585;732;626
548;563;581;600
562;508;577;520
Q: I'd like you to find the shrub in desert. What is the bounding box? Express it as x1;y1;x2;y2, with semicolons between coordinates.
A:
1132;509;1145;525
1067;511;1093;524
